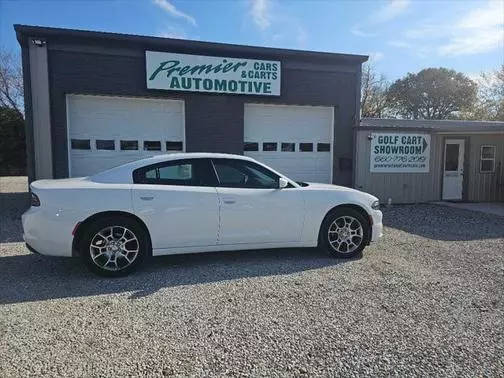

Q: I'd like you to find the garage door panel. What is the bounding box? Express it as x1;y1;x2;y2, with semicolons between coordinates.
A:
244;104;333;183
67;95;184;177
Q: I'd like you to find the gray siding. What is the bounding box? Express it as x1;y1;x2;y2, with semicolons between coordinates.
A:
354;130;443;204
467;134;504;202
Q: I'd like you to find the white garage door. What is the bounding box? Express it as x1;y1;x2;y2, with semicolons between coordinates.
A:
244;104;333;183
67;95;184;177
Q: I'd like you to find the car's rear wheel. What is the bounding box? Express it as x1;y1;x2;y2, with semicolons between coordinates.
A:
79;216;148;277
319;207;370;258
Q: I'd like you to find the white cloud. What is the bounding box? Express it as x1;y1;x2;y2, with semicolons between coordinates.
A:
153;0;197;26
158;26;187;40
351;0;411;37
438;28;503;56
438;1;504;56
296;26;308;48
369;52;385;62
392;1;504;57
250;0;271;30
457;1;503;29
387;40;412;48
351;26;376;38
374;0;411;23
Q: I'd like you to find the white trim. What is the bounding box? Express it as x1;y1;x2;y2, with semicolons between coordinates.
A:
480;144;496;173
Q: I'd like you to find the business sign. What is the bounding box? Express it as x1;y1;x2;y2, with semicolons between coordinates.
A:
370;133;430;173
146;51;280;96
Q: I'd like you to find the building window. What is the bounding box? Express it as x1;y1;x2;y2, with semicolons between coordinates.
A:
299;143;313;152
244;142;259;151
96;140;115;150
166;141;183;151
480;145;496;173
144;141;161;151
263;142;277;151
281;143;295;152
120;140;138;150
317;143;331;152
71;139;91;150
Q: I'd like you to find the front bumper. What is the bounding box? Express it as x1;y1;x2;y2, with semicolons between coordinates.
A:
25;243;41;255
370;209;383;242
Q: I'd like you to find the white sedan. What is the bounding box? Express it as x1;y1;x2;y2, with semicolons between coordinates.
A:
22;153;383;276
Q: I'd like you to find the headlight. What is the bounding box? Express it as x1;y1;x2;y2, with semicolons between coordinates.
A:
371;200;380;210
31;192;40;207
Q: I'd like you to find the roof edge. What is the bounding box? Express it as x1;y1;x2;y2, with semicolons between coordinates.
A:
14;24;368;63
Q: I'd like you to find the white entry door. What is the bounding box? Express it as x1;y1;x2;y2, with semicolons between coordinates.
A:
442;139;465;200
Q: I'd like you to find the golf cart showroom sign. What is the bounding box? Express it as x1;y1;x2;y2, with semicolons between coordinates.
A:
146;51;280;96
370;133;430;173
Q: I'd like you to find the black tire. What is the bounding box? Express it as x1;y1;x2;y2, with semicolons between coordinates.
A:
79;216;148;277
319;207;370;258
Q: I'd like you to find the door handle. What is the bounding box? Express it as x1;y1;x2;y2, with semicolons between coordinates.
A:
223;199;236;204
140;196;154;201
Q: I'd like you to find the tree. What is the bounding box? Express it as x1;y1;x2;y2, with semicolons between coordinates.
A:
0;107;26;175
0;49;25;175
0;50;24;116
470;65;504;121
386;68;478;120
361;63;390;118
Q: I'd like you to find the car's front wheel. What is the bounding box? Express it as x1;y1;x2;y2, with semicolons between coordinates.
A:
79;216;148;277
319;207;370;258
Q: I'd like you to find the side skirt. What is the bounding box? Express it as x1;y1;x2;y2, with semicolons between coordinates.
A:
152;241;317;256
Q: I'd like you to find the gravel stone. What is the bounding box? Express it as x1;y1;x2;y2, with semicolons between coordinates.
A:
1;176;503;377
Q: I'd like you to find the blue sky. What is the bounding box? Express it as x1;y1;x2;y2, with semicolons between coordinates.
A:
1;0;503;80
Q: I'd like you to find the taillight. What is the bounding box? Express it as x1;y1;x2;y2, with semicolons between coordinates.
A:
31;192;40;207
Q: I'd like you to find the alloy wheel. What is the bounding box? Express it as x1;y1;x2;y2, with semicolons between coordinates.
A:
89;226;139;271
327;215;364;254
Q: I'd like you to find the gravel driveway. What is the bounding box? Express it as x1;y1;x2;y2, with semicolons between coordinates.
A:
1;176;503;377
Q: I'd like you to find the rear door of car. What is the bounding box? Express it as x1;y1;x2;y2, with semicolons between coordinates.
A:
132;158;219;250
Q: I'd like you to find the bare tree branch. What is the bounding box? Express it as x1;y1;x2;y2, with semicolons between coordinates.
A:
0;49;24;116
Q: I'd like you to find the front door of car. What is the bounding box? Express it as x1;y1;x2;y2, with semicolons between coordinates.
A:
211;158;305;245
132;158;219;249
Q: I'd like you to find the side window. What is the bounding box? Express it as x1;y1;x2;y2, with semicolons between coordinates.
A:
480;145;496;173
212;159;279;189
133;159;217;186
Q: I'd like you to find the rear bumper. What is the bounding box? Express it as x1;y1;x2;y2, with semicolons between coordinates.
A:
22;207;74;257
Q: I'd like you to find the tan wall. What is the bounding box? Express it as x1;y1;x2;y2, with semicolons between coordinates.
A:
354;130;443;204
466;134;504;202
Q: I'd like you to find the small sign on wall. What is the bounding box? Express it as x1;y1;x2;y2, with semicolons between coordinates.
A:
146;51;281;96
370;133;430;173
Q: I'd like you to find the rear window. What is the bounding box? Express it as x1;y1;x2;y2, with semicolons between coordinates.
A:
133;159;217;186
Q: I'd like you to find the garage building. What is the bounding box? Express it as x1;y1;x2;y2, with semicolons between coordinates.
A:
15;25;367;185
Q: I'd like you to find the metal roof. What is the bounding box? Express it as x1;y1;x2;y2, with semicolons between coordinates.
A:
359;118;504;133
14;24;368;64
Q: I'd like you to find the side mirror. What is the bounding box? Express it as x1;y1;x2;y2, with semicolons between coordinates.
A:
278;177;289;189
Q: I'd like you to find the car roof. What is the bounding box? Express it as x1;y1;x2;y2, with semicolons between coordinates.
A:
89;152;258;183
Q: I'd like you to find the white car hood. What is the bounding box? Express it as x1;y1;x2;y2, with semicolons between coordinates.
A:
304;182;360;192
304;182;379;203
